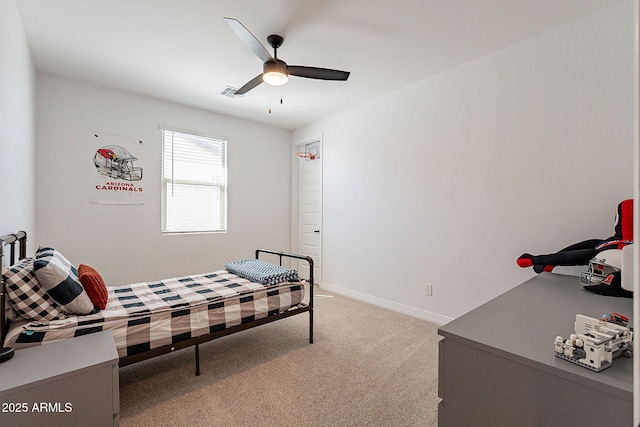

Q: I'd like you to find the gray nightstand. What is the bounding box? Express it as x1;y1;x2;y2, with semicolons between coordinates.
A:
0;330;119;427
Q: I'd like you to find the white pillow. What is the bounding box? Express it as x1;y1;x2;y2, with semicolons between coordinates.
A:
33;247;95;315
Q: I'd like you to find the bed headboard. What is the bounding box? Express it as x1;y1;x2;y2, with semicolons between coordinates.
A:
1;231;27;344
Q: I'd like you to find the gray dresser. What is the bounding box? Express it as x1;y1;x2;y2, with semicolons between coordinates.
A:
438;273;632;426
0;331;119;427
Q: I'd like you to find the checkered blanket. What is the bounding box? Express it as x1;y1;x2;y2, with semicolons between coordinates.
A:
3;269;305;358
224;259;298;285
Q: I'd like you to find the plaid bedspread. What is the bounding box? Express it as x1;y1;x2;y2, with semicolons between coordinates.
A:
3;269;305;358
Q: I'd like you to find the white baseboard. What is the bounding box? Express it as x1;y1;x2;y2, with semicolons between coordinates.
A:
320;282;454;326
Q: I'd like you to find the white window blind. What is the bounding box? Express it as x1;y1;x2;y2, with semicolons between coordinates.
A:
162;129;227;233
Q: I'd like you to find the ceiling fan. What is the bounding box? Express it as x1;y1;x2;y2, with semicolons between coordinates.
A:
224;17;350;95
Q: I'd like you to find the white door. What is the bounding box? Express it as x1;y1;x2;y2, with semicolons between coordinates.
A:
297;142;322;285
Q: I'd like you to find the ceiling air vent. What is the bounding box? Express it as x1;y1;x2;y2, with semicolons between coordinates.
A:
219;86;243;98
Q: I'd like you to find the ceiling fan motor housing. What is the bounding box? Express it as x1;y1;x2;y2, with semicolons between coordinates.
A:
263;59;288;85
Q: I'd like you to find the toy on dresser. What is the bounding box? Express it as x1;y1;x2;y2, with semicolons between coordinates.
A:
517;199;633;297
554;313;633;372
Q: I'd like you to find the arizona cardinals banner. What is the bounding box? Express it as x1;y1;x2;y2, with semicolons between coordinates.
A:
90;131;145;204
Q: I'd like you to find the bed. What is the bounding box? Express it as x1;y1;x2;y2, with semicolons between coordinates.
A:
0;231;314;375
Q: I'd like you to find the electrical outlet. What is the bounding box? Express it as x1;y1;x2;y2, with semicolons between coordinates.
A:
424;283;433;296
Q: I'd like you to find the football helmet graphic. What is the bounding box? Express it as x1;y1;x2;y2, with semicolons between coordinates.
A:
93;145;143;181
579;249;622;287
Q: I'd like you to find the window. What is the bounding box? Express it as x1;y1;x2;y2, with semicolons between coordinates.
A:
162;129;227;233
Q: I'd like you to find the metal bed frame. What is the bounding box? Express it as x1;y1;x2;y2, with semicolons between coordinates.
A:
0;231;27;343
0;231;314;375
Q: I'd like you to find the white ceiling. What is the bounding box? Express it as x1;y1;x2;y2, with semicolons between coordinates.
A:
16;0;623;130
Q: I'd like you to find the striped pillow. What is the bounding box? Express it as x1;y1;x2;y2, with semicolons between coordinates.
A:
33;247;95;315
3;257;66;321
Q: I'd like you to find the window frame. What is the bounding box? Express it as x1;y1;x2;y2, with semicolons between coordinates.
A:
161;127;228;234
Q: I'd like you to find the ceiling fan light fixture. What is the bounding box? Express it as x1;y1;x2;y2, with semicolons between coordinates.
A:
263;61;288;86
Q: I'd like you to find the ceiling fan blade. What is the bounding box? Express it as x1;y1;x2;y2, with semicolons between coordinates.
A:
287;66;350;81
223;17;273;63
235;74;264;95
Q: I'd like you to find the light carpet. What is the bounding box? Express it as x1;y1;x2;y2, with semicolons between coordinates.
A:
118;289;441;427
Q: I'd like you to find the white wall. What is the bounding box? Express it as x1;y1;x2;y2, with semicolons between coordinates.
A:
35;74;292;285
0;0;36;252
293;1;635;322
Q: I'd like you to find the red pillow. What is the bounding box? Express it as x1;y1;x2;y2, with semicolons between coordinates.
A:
78;264;109;310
